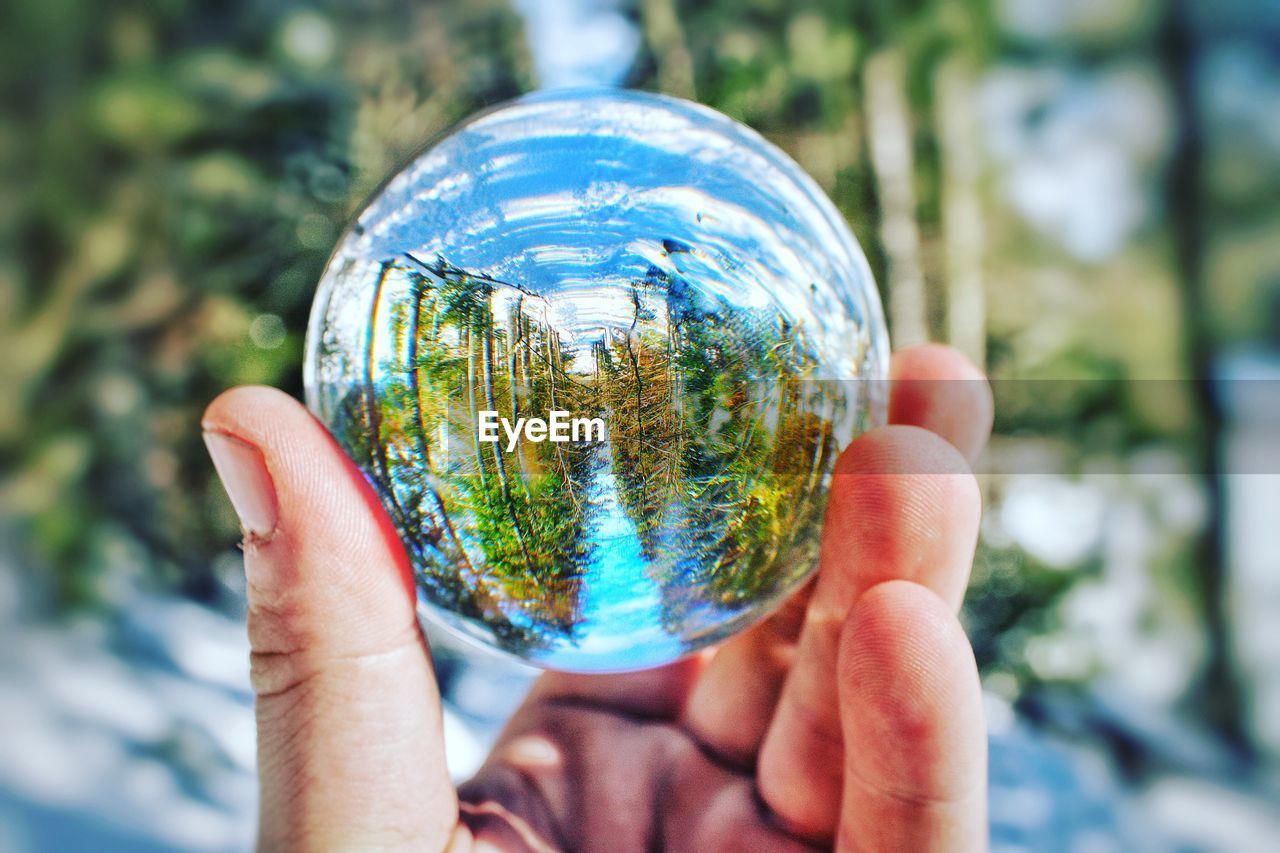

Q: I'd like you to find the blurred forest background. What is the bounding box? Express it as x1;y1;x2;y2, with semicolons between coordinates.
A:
2;0;1279;849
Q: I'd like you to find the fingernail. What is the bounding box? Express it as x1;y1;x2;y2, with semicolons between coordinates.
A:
204;430;278;539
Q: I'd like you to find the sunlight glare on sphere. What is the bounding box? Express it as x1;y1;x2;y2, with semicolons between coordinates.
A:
304;89;888;671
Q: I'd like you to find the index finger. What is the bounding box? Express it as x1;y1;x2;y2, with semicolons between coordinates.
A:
888;342;993;464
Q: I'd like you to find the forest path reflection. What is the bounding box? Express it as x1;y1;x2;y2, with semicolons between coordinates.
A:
563;438;685;669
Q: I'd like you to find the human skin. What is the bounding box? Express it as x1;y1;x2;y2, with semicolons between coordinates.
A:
202;343;994;852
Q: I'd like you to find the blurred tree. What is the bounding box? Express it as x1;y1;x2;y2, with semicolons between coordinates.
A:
636;0;1248;758
0;0;531;606
2;0;1267;768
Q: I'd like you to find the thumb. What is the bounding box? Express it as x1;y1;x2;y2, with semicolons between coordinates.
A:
203;385;458;850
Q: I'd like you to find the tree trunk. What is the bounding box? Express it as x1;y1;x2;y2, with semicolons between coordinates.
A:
641;0;695;100
407;276;476;576
1163;0;1245;750
935;56;986;366
364;263;415;542
866;48;928;347
483;305;531;567
466;322;487;489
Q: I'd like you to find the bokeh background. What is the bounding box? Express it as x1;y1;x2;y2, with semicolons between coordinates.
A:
2;0;1279;849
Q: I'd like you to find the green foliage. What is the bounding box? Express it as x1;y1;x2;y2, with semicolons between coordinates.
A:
2;0;1237;737
0;0;530;606
628;0;1231;726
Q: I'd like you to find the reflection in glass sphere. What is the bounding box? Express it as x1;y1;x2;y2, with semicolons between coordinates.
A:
304;89;888;671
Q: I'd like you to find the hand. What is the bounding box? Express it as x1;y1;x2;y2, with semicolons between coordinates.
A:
203;343;993;851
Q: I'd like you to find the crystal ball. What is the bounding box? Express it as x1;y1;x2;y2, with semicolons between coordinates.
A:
304;89;888;671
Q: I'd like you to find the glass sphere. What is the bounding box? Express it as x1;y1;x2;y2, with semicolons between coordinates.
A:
304;89;887;671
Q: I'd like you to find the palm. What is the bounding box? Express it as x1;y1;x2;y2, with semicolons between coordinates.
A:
462;585;814;849
462;675;812;852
